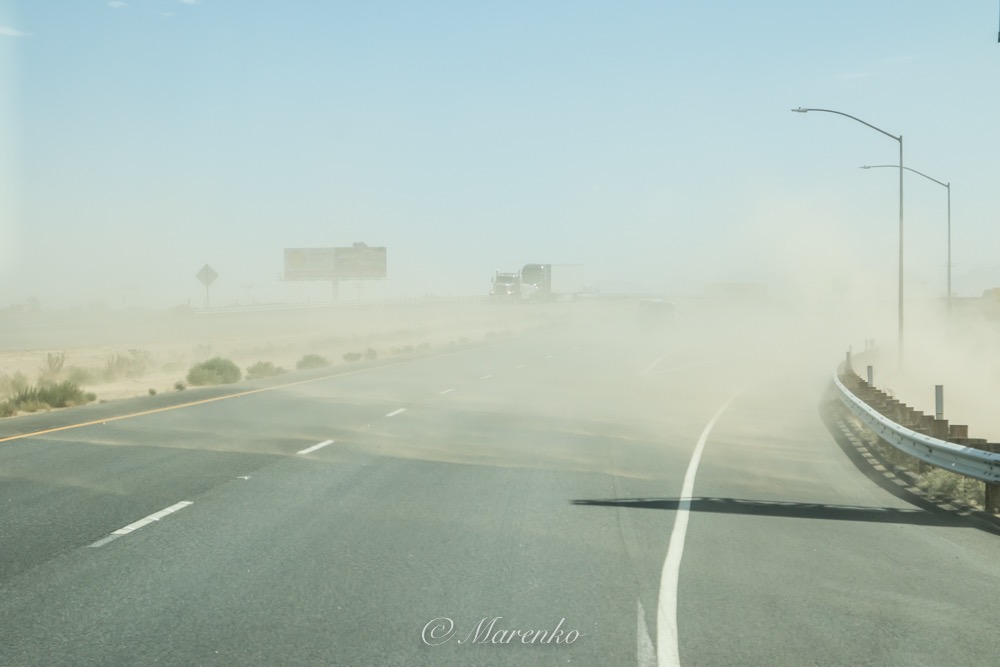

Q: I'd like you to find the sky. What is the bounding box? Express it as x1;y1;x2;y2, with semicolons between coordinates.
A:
1;1;999;309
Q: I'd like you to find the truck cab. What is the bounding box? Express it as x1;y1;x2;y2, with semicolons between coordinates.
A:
490;271;521;301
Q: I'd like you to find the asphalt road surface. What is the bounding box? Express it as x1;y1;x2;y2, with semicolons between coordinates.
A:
1;306;998;666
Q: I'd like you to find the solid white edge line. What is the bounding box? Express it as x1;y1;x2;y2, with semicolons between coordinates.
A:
297;439;335;455
386;408;406;417
656;396;740;667
88;501;193;548
639;354;666;377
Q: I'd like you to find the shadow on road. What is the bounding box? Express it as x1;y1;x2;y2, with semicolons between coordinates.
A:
571;496;1000;533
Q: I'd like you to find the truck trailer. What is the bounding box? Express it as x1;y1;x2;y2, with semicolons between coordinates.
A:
519;264;584;301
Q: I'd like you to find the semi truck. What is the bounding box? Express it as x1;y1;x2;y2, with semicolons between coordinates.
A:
519;263;584;301
489;270;522;301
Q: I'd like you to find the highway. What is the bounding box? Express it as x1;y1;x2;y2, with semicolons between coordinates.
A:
1;308;998;666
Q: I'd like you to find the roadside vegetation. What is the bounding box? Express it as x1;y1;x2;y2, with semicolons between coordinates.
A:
343;348;378;363
35;349;154;389
186;357;242;386
296;354;330;370
916;467;985;506
246;361;286;379
0;377;96;416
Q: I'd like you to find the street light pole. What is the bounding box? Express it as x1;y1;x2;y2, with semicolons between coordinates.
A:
861;164;951;313
792;107;905;365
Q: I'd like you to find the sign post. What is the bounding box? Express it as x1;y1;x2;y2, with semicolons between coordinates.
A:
196;264;219;308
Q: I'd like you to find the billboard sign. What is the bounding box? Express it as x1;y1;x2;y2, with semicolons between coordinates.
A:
283;248;337;281
333;245;387;279
283;245;387;281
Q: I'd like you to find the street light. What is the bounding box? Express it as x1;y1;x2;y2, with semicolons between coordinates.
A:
861;165;951;313
792;107;905;364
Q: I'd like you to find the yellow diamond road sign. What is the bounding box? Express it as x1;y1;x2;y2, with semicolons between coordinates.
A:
196;264;218;287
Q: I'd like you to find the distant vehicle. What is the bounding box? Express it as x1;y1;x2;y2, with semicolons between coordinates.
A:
638;298;677;329
519;264;584;301
490;270;521;301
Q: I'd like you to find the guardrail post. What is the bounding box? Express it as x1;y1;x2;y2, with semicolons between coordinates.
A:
916;414;934;435
949;424;968;442
986;485;1000;514
935;385;944;420
986;442;1000;514
930;418;949;440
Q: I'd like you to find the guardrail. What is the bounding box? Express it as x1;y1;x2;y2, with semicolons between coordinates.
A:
834;352;1000;512
191;292;664;314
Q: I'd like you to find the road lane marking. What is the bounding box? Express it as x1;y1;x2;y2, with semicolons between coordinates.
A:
386;408;406;417
88;501;193;548
637;599;656;667
640;354;667;377
480;374;493;380
515;364;527;369
297;439;335;455
657;394;741;667
640;357;716;378
0;345;498;445
440;388;455;395
545;354;555;359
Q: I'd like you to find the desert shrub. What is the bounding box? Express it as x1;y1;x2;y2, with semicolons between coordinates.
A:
342;352;362;362
148;388;157;396
364;347;377;360
174;381;186;391
0;371;30;400
66;366;97;385
38;352;67;383
918;468;984;507
186;357;242;386
18;399;49;413
296;354;330;370
246;361;286;379
104;349;152;381
8;381;95;410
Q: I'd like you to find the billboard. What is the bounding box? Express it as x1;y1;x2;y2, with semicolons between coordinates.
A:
283;248;338;281
283;245;387;281
333;245;387;279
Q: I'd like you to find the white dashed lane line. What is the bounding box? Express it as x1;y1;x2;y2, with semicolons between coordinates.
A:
440;388;456;395
297;439;335;455
386;408;407;417
480;374;493;380
88;501;193;548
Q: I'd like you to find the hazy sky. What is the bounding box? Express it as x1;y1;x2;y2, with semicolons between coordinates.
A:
1;1;998;308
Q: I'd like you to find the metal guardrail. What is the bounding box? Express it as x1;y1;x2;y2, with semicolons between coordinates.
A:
833;371;1000;485
192;292;663;314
